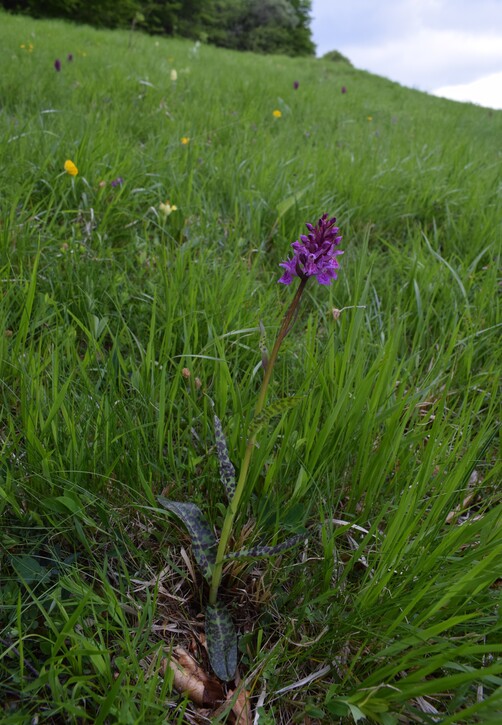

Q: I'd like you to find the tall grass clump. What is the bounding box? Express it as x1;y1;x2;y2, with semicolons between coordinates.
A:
1;10;501;724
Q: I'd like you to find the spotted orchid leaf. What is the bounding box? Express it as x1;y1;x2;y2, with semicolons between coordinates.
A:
248;395;302;438
259;320;269;371
213;414;236;501
224;532;305;560
206;602;237;681
157;498;216;581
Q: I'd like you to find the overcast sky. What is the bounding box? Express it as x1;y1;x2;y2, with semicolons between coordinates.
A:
310;0;502;109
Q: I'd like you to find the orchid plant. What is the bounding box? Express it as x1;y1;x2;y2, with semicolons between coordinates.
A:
158;214;344;680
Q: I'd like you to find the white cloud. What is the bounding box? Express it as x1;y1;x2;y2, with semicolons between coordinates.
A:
420;0;502;34
340;29;502;90
310;0;502;107
432;71;502;109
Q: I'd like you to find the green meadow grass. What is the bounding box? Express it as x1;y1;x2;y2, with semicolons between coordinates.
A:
1;10;501;723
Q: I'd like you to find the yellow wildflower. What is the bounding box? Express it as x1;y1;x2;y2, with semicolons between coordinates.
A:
367;116;373;122
181;136;190;145
64;159;78;176
170;69;178;82
159;200;178;218
273;109;282;118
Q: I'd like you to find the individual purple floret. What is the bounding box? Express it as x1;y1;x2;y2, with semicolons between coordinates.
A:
278;213;343;285
111;177;123;187
54;59;61;72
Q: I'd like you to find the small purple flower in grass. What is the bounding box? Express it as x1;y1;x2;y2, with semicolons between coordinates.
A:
293;81;299;90
67;53;73;62
54;59;61;72
279;213;343;285
341;85;347;94
111;177;123;187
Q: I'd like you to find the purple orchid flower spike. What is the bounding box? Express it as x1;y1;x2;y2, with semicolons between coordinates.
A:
278;214;343;285
54;59;61;72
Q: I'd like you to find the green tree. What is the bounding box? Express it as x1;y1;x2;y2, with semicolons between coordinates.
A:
0;0;315;55
1;0;141;27
287;0;315;56
197;0;315;56
73;0;141;28
139;0;182;35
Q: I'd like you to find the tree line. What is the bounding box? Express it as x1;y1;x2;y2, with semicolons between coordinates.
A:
1;0;315;56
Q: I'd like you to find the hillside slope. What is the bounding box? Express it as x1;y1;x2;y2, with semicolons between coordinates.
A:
1;11;501;724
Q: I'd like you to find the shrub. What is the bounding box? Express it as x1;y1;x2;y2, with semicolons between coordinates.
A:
322;48;353;65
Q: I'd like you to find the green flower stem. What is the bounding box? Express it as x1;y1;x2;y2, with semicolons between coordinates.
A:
209;277;307;605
